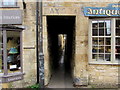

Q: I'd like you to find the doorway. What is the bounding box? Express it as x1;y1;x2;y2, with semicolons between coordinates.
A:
46;16;75;88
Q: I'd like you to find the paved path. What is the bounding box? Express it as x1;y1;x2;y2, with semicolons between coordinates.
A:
46;48;74;88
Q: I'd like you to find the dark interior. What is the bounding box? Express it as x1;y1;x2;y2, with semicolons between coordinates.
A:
47;16;75;75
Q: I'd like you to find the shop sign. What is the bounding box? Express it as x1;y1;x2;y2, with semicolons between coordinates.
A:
0;10;22;24
83;4;120;17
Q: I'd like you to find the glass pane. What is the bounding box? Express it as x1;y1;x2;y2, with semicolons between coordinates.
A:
92;46;99;53
92;21;98;29
105;20;111;28
0;31;3;73
99;46;104;53
105;29;111;36
105;38;111;45
99;29;104;36
99;21;104;28
116;38;120;45
3;0;16;6
93;29;98;36
92;54;99;61
116;20;120;36
105;46;111;53
98;54;104;61
116;29;120;36
116;46;120;53
116;54;120;61
99;38;104;45
105;54;111;61
7;31;21;73
92;38;98;46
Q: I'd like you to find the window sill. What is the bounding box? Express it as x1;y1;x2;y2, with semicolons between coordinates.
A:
0;72;25;83
89;62;120;65
0;6;19;8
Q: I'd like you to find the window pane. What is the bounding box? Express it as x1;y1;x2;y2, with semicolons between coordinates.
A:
105;29;111;36
99;38;104;45
116;54;120;61
0;31;3;73
105;54;111;61
98;54;104;61
92;54;99;61
99;29;104;36
7;31;21;73
116;19;120;36
99;46;104;53
92;21;98;36
105;46;111;53
116;38;120;45
99;21;104;28
92;46;99;53
105;38;111;45
93;29;98;36
3;0;16;6
116;46;120;53
92;38;98;45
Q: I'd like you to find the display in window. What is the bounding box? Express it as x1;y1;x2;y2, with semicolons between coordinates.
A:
106;38;111;45
92;38;98;45
99;38;104;45
92;46;99;53
92;54;99;61
105;46;111;53
7;31;21;73
99;46;104;53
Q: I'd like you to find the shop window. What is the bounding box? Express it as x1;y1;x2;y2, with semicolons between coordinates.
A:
0;0;17;7
0;29;24;83
90;18;120;64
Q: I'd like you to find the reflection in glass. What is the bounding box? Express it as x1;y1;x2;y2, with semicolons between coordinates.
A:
0;31;3;73
105;46;111;53
116;38;120;45
105;29;111;36
92;38;98;45
7;31;21;73
116;29;120;36
105;54;111;61
106;38;111;45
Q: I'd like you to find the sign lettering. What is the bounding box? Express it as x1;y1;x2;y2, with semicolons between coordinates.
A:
83;4;120;17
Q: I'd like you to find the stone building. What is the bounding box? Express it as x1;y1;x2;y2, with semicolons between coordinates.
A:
0;0;120;88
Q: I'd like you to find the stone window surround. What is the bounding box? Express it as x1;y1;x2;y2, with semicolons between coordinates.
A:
89;18;120;65
0;0;18;8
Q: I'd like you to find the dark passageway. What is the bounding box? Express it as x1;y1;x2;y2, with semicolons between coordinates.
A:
47;16;75;88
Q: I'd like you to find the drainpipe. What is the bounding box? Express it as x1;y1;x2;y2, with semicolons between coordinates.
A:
39;0;44;88
36;0;39;84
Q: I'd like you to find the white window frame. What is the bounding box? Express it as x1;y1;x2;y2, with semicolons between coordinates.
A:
89;18;120;65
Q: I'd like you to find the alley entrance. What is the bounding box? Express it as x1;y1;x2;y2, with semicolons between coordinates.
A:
46;16;75;88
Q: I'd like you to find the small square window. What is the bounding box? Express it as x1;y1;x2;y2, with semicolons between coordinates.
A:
0;0;17;7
